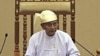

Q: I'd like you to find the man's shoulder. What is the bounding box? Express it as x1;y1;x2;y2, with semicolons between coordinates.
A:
57;30;67;34
32;30;44;36
29;30;44;41
57;30;70;37
56;30;71;42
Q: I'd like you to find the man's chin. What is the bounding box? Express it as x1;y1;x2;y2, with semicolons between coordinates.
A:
47;30;57;36
48;34;54;36
48;32;55;36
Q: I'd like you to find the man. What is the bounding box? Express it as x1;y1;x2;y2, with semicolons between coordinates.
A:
25;10;80;56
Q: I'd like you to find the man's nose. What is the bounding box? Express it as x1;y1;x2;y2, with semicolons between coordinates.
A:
50;24;55;29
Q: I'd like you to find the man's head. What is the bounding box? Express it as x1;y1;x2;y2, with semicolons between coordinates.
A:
34;10;58;36
41;20;58;36
40;10;58;36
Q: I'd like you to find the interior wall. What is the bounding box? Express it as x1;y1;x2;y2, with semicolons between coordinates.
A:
76;0;100;56
0;0;100;56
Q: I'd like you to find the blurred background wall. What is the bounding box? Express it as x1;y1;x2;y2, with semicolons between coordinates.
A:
0;0;100;56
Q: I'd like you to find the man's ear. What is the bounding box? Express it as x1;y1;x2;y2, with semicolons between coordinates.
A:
41;24;45;29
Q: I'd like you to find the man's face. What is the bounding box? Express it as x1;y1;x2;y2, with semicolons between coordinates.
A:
41;20;58;36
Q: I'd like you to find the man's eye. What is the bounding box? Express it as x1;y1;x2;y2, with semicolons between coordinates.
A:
53;23;57;26
47;23;52;26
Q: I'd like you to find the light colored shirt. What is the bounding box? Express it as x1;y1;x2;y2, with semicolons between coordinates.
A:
25;30;80;56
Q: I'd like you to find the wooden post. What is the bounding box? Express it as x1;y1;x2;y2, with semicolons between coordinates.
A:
31;15;33;35
14;0;20;56
23;15;27;56
71;0;75;42
63;14;67;32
